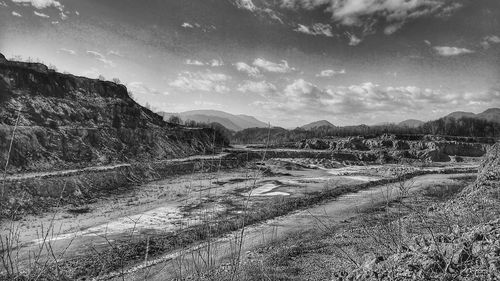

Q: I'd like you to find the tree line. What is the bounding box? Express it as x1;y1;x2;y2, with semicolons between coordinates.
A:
231;117;500;144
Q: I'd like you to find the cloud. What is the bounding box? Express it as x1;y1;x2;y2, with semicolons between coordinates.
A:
209;59;224;67
11;0;62;10
0;1;8;7
316;69;346;77
186;59;205;66
281;0;461;36
86;50;115;67
33;10;49;18
234;62;261;77
169;71;231;93
185;59;224;67
347;33;362;46
257;80;497;123
181;22;194;28
233;0;284;23
11;11;21;17
294;23;334;37
107;50;123;57
253;58;295;73
237;80;277;96
235;0;256;11
433;46;474;56
58;48;76;55
481;35;500;49
127;81;169;96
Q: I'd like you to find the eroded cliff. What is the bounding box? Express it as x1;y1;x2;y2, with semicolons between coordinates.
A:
0;54;225;172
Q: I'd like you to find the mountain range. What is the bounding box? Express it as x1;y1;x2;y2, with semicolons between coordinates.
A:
159;108;500;132
160;110;268;131
445;108;500;123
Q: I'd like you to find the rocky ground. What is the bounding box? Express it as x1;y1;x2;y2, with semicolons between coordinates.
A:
207;143;500;281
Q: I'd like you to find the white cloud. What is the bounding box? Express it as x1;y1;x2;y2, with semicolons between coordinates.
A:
127;81;169;96
0;1;8;7
257;79;497;122
11;11;21;17
186;59;204;66
86;50;115;67
234;62;261;77
108;50;123;57
281;0;461;36
185;59;224;67
347;33;362;46
235;0;256;11
253;58;295;73
58;48;76;55
433;46;474;56
294;23;334;37
11;0;62;10
181;22;194;28
481;35;500;49
316;69;346;77
209;59;224;67
33;10;49;18
169;71;231;93
237;80;277;96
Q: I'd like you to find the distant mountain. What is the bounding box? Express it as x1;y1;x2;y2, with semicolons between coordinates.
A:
301;120;335;130
445;108;500;123
445;111;477;120
160;110;267;131
477;108;500;123
398;119;424;128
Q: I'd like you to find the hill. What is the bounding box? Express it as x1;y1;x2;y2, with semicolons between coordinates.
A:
398;119;424;128
301;120;335;130
446;108;500;123
0;54;224;172
160;110;267;131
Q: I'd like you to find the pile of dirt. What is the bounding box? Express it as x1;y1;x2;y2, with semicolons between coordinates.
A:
0;54;226;173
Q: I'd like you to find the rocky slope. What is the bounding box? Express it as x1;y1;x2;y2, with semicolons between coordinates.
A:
344;143;500;280
0;54;224;173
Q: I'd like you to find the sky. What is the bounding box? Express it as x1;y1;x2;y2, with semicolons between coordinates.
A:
1;0;499;127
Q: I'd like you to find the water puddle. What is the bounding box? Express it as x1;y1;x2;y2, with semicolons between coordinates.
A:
242;183;290;197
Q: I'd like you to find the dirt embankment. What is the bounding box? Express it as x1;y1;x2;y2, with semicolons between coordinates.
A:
0;55;226;174
293;134;490;162
1;153;252;218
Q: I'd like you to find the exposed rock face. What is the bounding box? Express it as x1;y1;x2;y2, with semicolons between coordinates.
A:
297;134;489;162
0;55;224;172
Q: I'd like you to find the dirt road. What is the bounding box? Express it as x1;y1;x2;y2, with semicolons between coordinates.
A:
103;172;472;281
